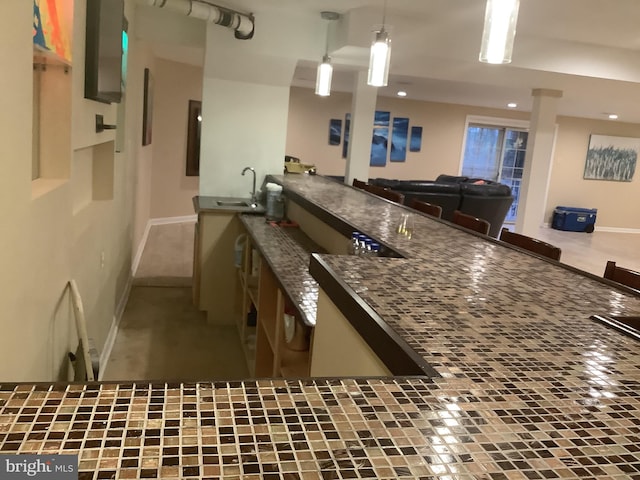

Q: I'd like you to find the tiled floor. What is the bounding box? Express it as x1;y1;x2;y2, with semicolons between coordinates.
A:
534;226;639;276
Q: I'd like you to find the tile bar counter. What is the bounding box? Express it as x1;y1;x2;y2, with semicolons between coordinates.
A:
1;175;639;479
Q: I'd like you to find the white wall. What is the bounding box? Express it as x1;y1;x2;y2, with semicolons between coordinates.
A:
0;0;146;381
149;58;201;218
198;10;320;197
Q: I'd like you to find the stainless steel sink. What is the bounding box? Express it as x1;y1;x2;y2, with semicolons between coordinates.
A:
216;200;251;207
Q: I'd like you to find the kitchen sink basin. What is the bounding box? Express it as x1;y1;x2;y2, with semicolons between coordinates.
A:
216;200;252;207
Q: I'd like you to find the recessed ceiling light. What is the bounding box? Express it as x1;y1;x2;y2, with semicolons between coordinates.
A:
507;102;517;108
397;91;407;97
608;114;618;120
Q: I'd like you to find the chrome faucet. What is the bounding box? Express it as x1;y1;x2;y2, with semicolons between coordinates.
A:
242;167;257;207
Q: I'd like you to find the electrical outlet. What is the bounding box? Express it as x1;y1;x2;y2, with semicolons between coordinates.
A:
100;251;105;269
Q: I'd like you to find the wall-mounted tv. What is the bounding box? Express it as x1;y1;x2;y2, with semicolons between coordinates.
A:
84;0;124;103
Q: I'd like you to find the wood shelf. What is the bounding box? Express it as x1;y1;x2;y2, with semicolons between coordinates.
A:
279;347;310;378
235;223;314;380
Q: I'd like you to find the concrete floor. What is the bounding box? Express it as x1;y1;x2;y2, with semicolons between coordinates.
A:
102;286;248;381
103;221;249;381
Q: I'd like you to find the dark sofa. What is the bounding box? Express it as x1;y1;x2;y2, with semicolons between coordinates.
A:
370;175;514;237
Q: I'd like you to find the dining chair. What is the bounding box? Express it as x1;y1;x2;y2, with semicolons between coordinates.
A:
452;210;490;235
603;261;640;290
364;184;405;204
352;178;367;190
409;199;442;218
499;228;562;261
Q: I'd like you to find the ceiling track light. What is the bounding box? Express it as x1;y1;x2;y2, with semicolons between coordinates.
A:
479;0;520;64
367;0;391;87
315;12;339;97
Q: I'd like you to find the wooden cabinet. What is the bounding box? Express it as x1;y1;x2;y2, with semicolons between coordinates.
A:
194;212;243;325
236;235;311;378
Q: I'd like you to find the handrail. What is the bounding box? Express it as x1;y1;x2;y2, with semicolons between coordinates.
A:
68;280;96;381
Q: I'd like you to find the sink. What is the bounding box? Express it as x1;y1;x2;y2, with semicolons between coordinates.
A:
216;200;251;207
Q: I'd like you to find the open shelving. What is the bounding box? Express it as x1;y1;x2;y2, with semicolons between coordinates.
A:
235;227;311;378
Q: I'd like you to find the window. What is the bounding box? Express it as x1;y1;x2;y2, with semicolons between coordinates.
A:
461;118;529;223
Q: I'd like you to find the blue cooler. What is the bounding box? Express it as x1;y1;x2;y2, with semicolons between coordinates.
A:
552;206;597;233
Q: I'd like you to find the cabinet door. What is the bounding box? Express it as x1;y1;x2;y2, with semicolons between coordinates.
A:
192;221;200;306
198;212;243;325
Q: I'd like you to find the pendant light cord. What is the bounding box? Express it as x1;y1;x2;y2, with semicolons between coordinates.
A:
324;21;330;56
382;0;387;25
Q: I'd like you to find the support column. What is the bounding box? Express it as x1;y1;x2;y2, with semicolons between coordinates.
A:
345;70;377;186
516;88;562;236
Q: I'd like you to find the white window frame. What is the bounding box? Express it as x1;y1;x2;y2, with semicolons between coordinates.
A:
458;115;530;175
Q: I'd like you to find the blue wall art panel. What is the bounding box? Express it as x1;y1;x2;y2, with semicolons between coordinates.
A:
410;126;423;152
371;111;390;167
390;117;409;162
342;113;351;158
329;118;342;145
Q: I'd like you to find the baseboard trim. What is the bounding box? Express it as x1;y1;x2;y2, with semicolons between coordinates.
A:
149;214;197;226
542;223;640;234
132;215;197;277
131;221;152;277
595;226;640;234
99;275;132;380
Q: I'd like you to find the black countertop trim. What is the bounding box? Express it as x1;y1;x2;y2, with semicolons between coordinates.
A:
309;253;439;378
267;175;407;259
239;215;317;327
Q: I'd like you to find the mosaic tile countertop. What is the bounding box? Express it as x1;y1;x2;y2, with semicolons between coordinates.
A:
2;176;639;479
239;215;320;327
4;378;640;480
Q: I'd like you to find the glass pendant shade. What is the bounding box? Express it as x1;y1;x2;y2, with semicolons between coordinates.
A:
315;55;333;96
479;0;520;64
367;29;391;87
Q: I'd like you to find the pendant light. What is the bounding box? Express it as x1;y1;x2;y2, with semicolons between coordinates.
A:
479;0;520;64
315;12;339;97
367;0;391;87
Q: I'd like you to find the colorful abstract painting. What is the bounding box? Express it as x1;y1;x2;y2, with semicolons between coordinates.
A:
371;111;390;167
390;117;409;162
33;0;73;62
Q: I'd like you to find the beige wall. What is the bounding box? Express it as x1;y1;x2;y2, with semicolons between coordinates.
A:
286;87;640;230
0;0;147;381
286;86;529;181
548;117;640;229
149;59;201;219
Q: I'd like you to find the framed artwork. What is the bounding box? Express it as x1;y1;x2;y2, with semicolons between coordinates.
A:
142;68;154;146
186;100;202;176
410;126;423;152
390;117;409;162
370;111;390;167
584;134;638;181
329;119;341;145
